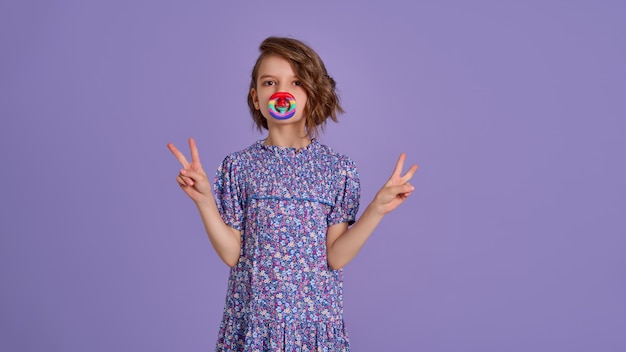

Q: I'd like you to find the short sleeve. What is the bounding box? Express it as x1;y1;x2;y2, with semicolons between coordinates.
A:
213;155;244;231
327;157;361;226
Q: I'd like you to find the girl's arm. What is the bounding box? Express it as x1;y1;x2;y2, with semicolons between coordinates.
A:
168;138;241;267
192;196;241;268
326;153;418;270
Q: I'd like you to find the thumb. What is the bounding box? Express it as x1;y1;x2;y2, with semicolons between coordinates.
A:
180;168;206;181
388;183;415;195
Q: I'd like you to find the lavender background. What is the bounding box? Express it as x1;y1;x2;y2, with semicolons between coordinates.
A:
1;1;625;351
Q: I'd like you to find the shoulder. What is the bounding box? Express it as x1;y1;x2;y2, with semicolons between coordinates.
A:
313;141;358;175
218;140;264;170
317;143;356;170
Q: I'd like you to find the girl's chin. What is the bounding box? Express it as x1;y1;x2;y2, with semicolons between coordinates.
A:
264;116;304;124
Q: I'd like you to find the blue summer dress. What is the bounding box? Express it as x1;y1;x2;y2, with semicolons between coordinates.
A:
213;139;360;351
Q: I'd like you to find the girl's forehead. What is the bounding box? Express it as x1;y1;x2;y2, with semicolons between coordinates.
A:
257;55;297;77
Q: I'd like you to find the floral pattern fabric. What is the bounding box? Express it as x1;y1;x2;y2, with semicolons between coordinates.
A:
213;139;360;351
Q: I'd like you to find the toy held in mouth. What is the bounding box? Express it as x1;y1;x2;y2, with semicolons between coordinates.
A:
268;92;296;120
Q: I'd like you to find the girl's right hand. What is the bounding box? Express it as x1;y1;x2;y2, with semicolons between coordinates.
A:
167;138;213;205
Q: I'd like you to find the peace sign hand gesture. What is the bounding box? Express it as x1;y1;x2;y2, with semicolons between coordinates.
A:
372;153;419;215
167;138;214;205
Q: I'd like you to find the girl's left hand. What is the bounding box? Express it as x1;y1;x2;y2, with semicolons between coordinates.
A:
373;153;418;215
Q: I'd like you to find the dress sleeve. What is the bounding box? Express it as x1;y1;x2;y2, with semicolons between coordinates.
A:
327;157;361;226
213;155;244;231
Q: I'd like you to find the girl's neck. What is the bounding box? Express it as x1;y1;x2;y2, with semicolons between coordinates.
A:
264;126;311;150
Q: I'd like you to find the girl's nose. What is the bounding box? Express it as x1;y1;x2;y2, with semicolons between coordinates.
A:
276;82;291;93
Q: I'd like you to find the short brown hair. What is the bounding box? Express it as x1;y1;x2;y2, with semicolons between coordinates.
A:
247;37;344;138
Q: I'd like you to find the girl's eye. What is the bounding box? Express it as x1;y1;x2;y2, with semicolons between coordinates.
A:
293;81;302;86
263;81;275;86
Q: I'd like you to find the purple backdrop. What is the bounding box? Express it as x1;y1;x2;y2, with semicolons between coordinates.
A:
1;1;625;351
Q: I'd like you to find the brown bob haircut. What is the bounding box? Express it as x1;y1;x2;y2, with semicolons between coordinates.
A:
247;37;344;138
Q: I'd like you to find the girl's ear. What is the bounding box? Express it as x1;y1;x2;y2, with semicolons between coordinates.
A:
250;88;260;110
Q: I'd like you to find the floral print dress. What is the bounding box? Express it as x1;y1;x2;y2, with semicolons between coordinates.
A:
213;139;360;351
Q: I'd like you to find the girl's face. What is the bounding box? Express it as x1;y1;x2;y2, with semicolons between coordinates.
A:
250;55;308;128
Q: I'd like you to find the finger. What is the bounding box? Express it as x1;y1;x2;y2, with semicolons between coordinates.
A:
176;175;188;187
167;143;190;168
391;153;406;179
377;185;412;205
189;137;201;164
387;183;415;197
180;168;206;182
178;169;196;186
400;164;419;183
400;190;414;198
178;174;195;186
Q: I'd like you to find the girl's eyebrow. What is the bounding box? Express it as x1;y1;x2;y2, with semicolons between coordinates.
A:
259;74;298;80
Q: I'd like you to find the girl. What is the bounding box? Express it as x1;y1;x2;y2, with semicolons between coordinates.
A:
168;37;418;351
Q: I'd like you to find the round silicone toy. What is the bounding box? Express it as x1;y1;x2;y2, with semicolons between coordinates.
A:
268;92;296;120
